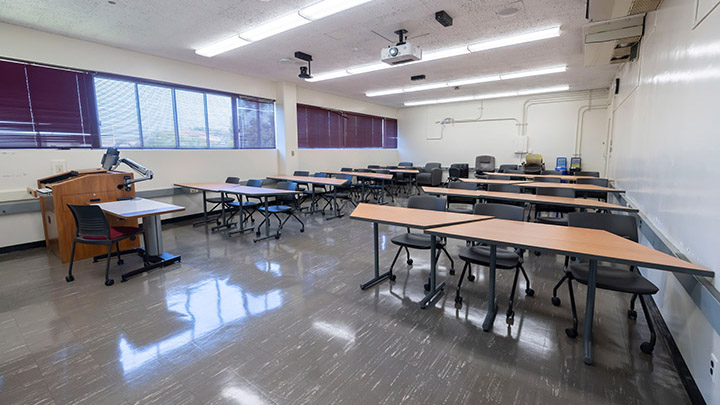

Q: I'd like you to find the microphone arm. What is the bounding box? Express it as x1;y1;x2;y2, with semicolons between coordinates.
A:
117;157;154;190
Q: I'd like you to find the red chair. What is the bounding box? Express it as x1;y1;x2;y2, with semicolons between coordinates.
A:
66;204;142;286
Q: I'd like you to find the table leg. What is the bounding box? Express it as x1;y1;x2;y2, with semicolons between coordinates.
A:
121;215;181;282
211;192;235;232
583;259;598;365
420;235;445;309
192;190;212;226
482;244;498;331
326;185;343;220
254;195;277;242
361;222;394;289
361;181;367;203
228;194;254;236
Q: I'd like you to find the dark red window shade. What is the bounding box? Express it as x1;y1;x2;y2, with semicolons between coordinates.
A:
383;118;398;149
297;104;396;149
0;60;98;148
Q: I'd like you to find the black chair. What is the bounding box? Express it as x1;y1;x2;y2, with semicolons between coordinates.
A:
66;204;142;286
446;181;477;214
196;176;237;225
449;163;469;179
485;184;524;207
498;164;518;173
542;170;563;175
301;172;331;213
576;178;609;201
293;170;310;194
368;165;381;169
340;167;354;172
256;181;304;238
387;196;455;288
534;187;576;225
475;155;496;175
417;163;442;187
322;174;356;212
226;179;263;225
577;171;600;177
556;213;658;354
398;161;414;167
455;203;534;324
534;176;561;183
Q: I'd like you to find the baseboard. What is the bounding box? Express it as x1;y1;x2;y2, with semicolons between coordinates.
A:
648;295;706;404
0;240;46;255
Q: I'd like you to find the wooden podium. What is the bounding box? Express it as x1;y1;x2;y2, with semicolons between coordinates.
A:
38;170;140;263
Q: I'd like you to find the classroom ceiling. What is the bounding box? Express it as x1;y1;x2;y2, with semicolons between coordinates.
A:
0;0;620;108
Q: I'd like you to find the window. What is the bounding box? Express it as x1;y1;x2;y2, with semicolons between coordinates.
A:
206;94;234;148
175;90;206;148
238;98;276;149
297;104;397;149
95;78;141;147
0;60;98;148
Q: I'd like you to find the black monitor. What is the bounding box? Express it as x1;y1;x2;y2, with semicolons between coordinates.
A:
101;147;120;170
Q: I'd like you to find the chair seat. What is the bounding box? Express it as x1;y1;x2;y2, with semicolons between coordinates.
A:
206;196;234;204
81;226;140;241
258;205;293;213
570;264;659;295
390;233;439;249
228;201;260;208
458;246;519;269
535;216;568;226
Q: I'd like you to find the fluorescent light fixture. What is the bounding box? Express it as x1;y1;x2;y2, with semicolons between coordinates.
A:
468;25;561;52
422;46;471;62
346;62;391;75
404;84;570;106
309;25;562;82
239;12;310;42
500;65;567;80
195;35;250;57
305;69;351;82
299;0;373;21
365;65;566;97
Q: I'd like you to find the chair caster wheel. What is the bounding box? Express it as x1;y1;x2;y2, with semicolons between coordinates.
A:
468;275;475;282
640;342;654;354
105;279;114;286
506;312;514;325
565;328;578;338
300;229;305;233
256;231;261;236
449;269;455;276
389;274;397;281
534;251;541;256
454;301;463;310
454;295;463;304
275;234;280;240
406;259;413;265
117;259;124;265
424;283;430;292
525;288;535;297
627;309;637;320
551;297;561;306
65;275;74;282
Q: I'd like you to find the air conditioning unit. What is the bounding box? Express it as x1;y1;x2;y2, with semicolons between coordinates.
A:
583;14;645;66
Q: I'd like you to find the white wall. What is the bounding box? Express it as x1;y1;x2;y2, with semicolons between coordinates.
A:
295;87;400;172
0;23;396;247
607;0;720;402
398;90;610;172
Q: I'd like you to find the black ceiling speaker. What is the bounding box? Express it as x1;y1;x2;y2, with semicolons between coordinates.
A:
435;10;453;27
411;74;426;81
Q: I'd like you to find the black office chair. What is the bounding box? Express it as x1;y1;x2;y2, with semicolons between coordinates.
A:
199;177;237;224
367;169;394;203
446;181;477;214
398;161;414;167
387;196;455;288
66;204;142;286
322;174;356;212
542;170;563;175
226;179;263;225
486;184;524;207
417;163;442;187
301;172;331;213
576;171;600;177
449;163;469;179
368;165;381;169
534;177;561;183
534;187;576;225
576;178;609;201
256;181;304;238
555;213;658;354
455;203;534;324
340;167;354;172
475;155;496;175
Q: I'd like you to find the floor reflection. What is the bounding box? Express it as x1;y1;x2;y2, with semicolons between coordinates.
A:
118;277;283;374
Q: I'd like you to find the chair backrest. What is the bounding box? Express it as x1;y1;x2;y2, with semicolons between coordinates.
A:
534;176;561;183
505;169;524;174
475;155;496;172
407;195;446;211
67;204;110;238
447;181;476;204
525;153;543;166
488;184;521;193
246;179;263;187
375;169;391;174
398;162;414;167
498;164;518;173
314;172;327;177
523;163;543;174
473;203;524;221
449;181;477;190
568;212;638;242
492;175;511;180
448;167;461;180
341;167;354;172
577;171;600;177
536;187;576;198
542;170;562;175
276;181;298;191
576;178;608;187
368;165;380;169
450;163;469;178
423;162;442;171
293;171;309;177
226;177;240;184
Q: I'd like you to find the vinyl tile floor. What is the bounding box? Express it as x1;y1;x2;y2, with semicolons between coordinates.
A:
0;201;690;404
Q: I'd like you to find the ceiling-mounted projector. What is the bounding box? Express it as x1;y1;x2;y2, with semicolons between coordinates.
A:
381;29;422;65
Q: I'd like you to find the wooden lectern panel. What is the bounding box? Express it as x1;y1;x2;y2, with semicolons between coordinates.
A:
38;170;140;263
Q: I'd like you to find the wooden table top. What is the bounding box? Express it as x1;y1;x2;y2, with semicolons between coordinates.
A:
94;198;185;219
422;187;638;212
267;175;350;186
459;178;529;185
174;182;235;192
519;182;623;193
369;168;420;174
175;182;301;195
346;172;394;180
350;203;491;229
425;219;712;277
482;172;603;181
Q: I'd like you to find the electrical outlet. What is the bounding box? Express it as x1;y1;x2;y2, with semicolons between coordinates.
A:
711;353;718;383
